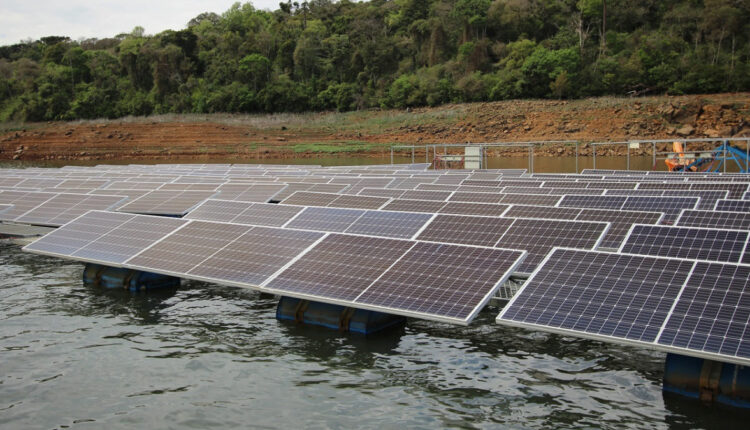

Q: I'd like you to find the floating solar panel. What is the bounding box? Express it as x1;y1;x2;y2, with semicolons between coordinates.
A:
14;193;127;226
285;207;365;232
0;191;57;221
620;224;748;263
216;183;287;202
281;191;340;207
264;234;414;301
744;191;750;200
159;183;222;191
0;204;11;214
344;211;433;239
185;199;304;227
577;209;664;250
558;195;626;210
691;183;748;199
658;262;750;362
503;204;581;220
416;184;460;192
497;219;609;274
399;190;452;201
382;199;447;213
498;248;694;343
355;243;526;323
676;209;750;230
116;190;217;216
186;227;324;286
499;194;562;207
23;211;186;265
461;180;502;187
438;202;510;217
104;181;165;191
502;186;553;195
328;194;390;210
449;191;504;204
358;188;406;199
126;221;252;274
621;196;699;223
715;199;750;213
184;199;256;223
416;214;514;247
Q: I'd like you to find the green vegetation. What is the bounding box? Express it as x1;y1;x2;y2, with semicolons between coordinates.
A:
1;0;749;122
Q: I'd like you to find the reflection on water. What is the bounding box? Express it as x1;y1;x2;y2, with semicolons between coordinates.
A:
2;240;749;428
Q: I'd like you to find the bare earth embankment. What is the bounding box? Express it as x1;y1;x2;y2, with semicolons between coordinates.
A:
2;94;749;163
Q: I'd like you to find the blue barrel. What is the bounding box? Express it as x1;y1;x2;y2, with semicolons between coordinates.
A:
276;297;406;335
82;263;179;291
663;353;750;409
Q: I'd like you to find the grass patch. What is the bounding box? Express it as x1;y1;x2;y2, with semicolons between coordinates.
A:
291;141;387;153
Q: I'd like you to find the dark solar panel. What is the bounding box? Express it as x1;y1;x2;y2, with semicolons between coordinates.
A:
281;191;340;207
621;196;699;223
438;202;510;217
498;248;693;343
187;227;324;286
358;188;407;199
355;243;525;323
328;194;390;210
116;190;216;215
558;195;627;209
676;209;750;230
658;262;750;360
264;234;414;301
216;183;287;202
381;199;447;213
345;211;432;239
232;203;304;227
497;219;608;274
399;190;452;201
126;221;252;274
449;191;504;204
416;214;514;247
577;209;664;250
499;194;562;207
285;207;365;232
503;205;581;220
184;199;252;223
620;224;748;263
715;199;750;212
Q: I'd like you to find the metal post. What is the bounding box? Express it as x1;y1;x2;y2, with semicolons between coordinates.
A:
724;140;727;173
593;144;597;170
627;143;630;171
411;146;415;163
575;142;579;173
652;142;656;168
425;145;428;163
390;147;393;165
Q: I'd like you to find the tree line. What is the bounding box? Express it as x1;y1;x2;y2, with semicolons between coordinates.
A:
1;0;748;122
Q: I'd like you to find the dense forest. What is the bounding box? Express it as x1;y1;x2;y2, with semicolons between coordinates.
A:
0;0;748;121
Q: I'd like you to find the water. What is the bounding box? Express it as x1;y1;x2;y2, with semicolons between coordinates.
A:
2;242;749;429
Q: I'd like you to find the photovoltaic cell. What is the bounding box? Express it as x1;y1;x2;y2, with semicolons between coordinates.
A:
355;243;525;323
340;210;430;239
438;202;510;217
658;262;750;359
620;224;748;263
497;219;608;274
676;210;750;230
285;207;365;232
126;221;252;274
715;199;750;212
416;214;514;247
498;248;694;343
187;227;324;286
264;234;414;301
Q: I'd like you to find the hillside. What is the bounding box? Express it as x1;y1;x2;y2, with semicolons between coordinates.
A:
2;93;749;162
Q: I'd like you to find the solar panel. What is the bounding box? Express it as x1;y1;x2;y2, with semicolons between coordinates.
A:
24;211;134;258
14;193;127;226
658;262;750;361
449;191;504;204
558;195;627;210
355;243;526;323
715;199;750;212
438;202;510;217
125;221;253;274
621;196;699;223
499;194;562;206
216;183;287;202
328;194;390;210
185;199;304;227
416;215;514;247
503;205;581;220
184;199;255;223
502;186;553;195
498;248;694;343
620;224;749;263
497;219;609;274
0;204;11;214
285;207;365;232
116;190;217;216
576;209;664;250
358;188;406;199
281;191;340;207
676;209;750;230
744;191;750;200
0;191;57;221
186;227;324;286
399;190;452;201
159;183;221;191
344;210;433;239
416;184;460;192
264;234;414;301
381;199;447;213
